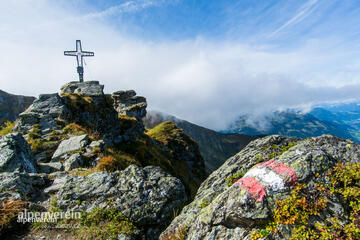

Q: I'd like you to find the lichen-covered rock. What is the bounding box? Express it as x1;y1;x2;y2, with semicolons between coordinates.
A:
13;81;144;146
43;173;68;194
161;135;360;240
60;81;104;96
52;134;89;160
61;89;144;144
0;81;210;239
112;90;147;121
15;93;69;133
56;164;187;239
0;133;36;173
0;172;47;200
64;153;83;171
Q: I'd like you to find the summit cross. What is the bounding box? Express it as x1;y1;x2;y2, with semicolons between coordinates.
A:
64;40;94;82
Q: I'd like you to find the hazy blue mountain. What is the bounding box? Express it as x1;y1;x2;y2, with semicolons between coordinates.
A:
225;110;354;141
310;102;360;141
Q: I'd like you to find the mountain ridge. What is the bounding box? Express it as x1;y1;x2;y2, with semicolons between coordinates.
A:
0;89;35;126
143;110;259;173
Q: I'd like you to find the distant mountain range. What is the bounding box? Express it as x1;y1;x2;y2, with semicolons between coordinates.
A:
143;111;259;173
0;90;35;125
224;102;360;142
310;102;360;141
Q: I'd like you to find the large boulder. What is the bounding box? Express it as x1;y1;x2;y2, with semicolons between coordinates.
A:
52;134;89;160
60;81;104;96
0;133;36;173
161;135;360;240
112;90;147;121
0;172;47;200
55;165;187;239
15;93;69;133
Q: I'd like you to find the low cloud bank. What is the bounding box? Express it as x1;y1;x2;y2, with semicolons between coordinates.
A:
1;1;360;130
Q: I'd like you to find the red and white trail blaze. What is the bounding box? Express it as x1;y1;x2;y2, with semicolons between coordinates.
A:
236;177;267;202
256;160;298;186
235;160;298;202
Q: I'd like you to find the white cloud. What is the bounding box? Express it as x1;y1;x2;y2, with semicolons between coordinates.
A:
1;0;360;130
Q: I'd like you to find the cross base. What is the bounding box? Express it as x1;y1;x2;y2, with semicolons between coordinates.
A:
77;66;84;83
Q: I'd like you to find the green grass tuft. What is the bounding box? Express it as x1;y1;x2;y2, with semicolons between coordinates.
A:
0;121;17;136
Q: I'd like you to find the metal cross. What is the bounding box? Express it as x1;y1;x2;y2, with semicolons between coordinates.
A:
64;40;94;82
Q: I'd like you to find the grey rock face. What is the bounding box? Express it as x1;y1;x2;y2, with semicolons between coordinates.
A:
16;93;69;132
52;134;89;160
64;153;83;171
0;172;47;200
0;133;36;173
112;90;147;121
89;140;104;148
60;81;104;96
56;165;187;239
60;83;144;144
44;174;69;194
161;135;360;240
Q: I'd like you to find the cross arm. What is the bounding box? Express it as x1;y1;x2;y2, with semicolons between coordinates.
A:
64;51;77;56
81;51;95;57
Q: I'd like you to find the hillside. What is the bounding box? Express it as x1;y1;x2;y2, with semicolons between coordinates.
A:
0;90;35;125
143;111;259;173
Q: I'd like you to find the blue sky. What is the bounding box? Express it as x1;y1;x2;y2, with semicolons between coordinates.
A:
1;0;360;129
56;0;360;46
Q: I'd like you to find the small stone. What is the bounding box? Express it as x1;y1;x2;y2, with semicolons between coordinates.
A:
35;152;47;163
44;175;68;194
117;234;134;240
38;162;63;173
89;140;104;148
64;153;83;171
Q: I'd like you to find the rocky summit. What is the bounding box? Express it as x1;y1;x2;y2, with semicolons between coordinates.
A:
0;81;206;240
1;81;359;240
